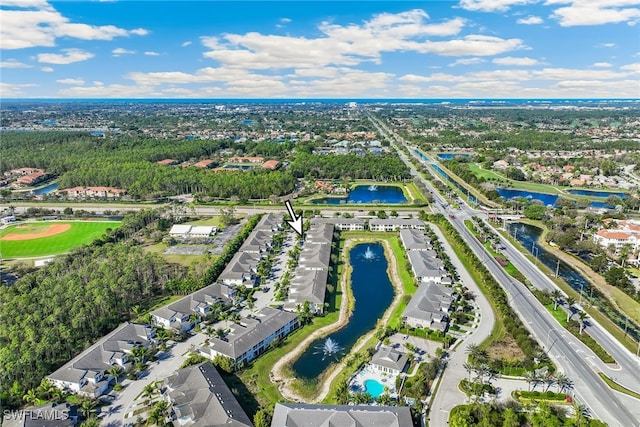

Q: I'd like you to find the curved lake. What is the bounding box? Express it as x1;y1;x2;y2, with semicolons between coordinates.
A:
291;243;395;380
497;188;619;209
567;189;628;199
507;222;640;342
312;185;407;204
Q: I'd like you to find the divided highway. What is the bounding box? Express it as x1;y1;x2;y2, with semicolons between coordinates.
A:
368;113;640;427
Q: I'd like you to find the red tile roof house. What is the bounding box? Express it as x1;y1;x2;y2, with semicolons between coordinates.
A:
16;171;50;186
193;159;216;168
157;158;179;166
262;160;280;170
64;186;127;198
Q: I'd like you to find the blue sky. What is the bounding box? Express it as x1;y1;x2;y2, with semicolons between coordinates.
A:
1;0;639;98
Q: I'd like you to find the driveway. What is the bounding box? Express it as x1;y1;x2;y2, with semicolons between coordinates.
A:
99;332;207;427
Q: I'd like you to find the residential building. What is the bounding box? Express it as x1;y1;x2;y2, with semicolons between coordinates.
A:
48;323;155;397
200;307;298;367
370;346;408;376
193;159;216;168
2;403;78;427
163;362;253;427
16;170;50;187
369;218;425;232
407;251;445;283
218;252;261;287
298;244;332;271
151;284;235;331
402;282;455;331
310;217;366;231
254;213;283;232
262;160;280;170
285;268;329;314
271;403;413;427
399;229;430;251
304;223;334;245
593;220;640;254
157;159;179;166
228;156;264;163
63;186;127;199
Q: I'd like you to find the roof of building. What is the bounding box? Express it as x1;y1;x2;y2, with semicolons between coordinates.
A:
371;347;408;372
402;282;454;324
157;159;178;165
298;244;332;270
254;213;283;232
271;403;413;427
48;323;154;385
305;223;334;244
288;269;329;305
310;217;365;225
407;251;444;278
165;362;253;427
2;402;78;427
189;226;216;236
399;229;430;250
194;159;216;168
169;224;193;235
262;160;280;170
204;308;298;360
370;218;424;227
152;284;234;322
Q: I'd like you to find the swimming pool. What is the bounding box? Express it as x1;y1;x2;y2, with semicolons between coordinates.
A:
364;379;385;398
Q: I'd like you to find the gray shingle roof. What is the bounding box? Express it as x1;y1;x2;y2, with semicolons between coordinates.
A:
399;229;430;251
370;347;408;372
407;251;444;279
402;282;454;325
165;362;253;427
204;308;298;360
271;403;413;427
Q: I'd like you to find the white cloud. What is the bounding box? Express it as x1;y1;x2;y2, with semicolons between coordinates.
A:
595;42;616;47
60;83;161;98
181;41;192;47
0;59;32;68
412;35;525;56
493;56;539;66
199;10;484;71
280;18;292;23
532;67;630;79
592;62;612;67
517;15;544;24
0;82;37;97
40;66;53;72
56;78;85;85
0;1;148;49
449;57;485;66
458;0;534;12
112;47;136;56
621;63;640;72
37;48;94;64
144;51;160;56
546;0;640;26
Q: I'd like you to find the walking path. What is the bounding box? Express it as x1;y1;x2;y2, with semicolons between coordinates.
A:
270;238;406;403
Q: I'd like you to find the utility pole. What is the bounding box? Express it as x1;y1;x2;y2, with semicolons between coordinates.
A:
555;259;560;278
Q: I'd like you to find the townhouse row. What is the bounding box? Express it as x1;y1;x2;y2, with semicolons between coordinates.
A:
399;228;456;332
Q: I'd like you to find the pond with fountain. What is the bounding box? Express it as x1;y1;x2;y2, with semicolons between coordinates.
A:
311;185;407;204
291;243;395;380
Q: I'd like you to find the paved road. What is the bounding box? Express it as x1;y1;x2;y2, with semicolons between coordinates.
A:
369;113;639;427
427;224;496;427
488;220;640;393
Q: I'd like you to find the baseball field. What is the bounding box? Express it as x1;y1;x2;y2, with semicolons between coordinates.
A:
0;221;120;258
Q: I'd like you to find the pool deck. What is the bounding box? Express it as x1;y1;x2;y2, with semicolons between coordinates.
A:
349;365;398;398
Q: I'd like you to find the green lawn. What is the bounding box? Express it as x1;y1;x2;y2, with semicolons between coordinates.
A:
467;163;565;195
0;221;119;258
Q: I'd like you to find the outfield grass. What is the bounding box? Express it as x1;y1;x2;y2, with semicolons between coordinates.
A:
0;221;119;258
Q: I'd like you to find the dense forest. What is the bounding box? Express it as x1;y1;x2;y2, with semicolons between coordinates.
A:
289;153;411;180
0;243;177;405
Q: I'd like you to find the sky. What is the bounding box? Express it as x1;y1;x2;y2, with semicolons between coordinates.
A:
1;0;639;99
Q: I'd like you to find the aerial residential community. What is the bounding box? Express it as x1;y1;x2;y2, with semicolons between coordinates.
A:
1;1;640;427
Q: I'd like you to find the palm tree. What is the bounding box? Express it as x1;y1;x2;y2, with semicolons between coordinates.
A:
463;362;474;382
566;296;576;322
79;398;98;419
81;417;101;427
142;383;157;400
524;371;537;392
108;366;123;384
22;389;38;406
577;311;588;334
555;372;571;394
551;289;562;311
544;373;556;392
466;343;488;364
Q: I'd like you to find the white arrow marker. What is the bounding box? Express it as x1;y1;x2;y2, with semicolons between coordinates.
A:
284;200;303;237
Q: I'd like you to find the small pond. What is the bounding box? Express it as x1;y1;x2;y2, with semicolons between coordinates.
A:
312;185;407;204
